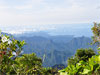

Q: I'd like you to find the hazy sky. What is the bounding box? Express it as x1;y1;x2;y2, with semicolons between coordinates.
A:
0;0;100;26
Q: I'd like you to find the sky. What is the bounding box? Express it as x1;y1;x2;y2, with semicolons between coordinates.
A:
0;0;100;26
0;0;100;35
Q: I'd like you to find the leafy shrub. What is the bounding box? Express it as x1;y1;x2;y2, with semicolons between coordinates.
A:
0;34;25;74
59;55;100;75
67;48;95;65
0;33;59;75
13;53;42;74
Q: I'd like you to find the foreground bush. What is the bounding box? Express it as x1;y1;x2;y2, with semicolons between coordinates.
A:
67;48;95;66
59;23;100;75
13;53;42;74
0;34;25;74
59;55;100;75
59;48;96;75
0;33;60;75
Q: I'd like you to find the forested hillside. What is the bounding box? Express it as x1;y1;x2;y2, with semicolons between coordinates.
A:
16;35;96;67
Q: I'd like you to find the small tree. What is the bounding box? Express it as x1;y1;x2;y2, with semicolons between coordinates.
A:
0;34;25;74
14;53;42;74
91;22;100;54
67;48;95;65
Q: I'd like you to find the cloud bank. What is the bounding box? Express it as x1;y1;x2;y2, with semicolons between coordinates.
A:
0;0;100;26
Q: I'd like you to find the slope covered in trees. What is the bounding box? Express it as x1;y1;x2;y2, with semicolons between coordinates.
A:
16;35;96;67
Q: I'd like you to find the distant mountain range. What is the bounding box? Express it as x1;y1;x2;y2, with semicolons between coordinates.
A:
15;33;96;67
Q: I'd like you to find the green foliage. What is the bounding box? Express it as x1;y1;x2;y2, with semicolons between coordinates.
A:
75;48;95;61
67;48;95;65
0;33;59;75
0;34;25;74
59;22;100;75
67;56;78;65
91;22;100;54
13;53;42;74
60;55;100;75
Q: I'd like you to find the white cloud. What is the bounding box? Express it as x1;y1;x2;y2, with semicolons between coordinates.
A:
14;5;32;10
97;6;100;9
0;0;100;27
0;5;10;9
